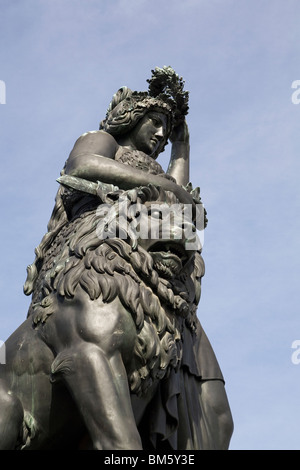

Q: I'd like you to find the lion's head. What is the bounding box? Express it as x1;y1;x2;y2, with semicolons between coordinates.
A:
29;184;205;395
96;184;201;275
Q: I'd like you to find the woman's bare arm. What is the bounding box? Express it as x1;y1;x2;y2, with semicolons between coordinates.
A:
66;153;194;204
167;120;190;186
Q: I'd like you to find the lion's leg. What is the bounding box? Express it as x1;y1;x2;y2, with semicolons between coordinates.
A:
0;380;24;449
51;342;142;450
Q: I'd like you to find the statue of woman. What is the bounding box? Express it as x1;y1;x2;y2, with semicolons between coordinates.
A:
19;67;233;450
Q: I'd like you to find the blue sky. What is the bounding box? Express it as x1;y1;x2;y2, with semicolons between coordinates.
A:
1;0;300;450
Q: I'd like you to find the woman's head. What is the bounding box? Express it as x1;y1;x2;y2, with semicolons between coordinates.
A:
100;67;189;158
99;87;174;157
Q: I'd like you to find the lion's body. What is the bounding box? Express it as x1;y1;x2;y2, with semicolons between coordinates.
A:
0;184;231;450
1;293;143;449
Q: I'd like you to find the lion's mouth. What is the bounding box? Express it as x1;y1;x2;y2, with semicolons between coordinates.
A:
148;242;188;278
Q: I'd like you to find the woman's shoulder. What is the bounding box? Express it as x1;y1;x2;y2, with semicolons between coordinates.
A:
74;129;118;149
70;130;118;159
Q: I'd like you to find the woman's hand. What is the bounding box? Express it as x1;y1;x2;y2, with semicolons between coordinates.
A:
169;119;189;144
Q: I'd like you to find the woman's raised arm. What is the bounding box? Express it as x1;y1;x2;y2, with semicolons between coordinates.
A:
167;120;190;186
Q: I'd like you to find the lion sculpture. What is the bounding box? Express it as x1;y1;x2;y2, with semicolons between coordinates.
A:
0;180;228;450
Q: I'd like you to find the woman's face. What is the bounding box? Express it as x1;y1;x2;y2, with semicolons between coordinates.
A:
129;111;168;157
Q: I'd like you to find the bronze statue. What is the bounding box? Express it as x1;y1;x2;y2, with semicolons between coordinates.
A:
0;67;233;450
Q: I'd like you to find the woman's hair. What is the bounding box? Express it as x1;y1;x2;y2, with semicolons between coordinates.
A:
23;178;68;297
